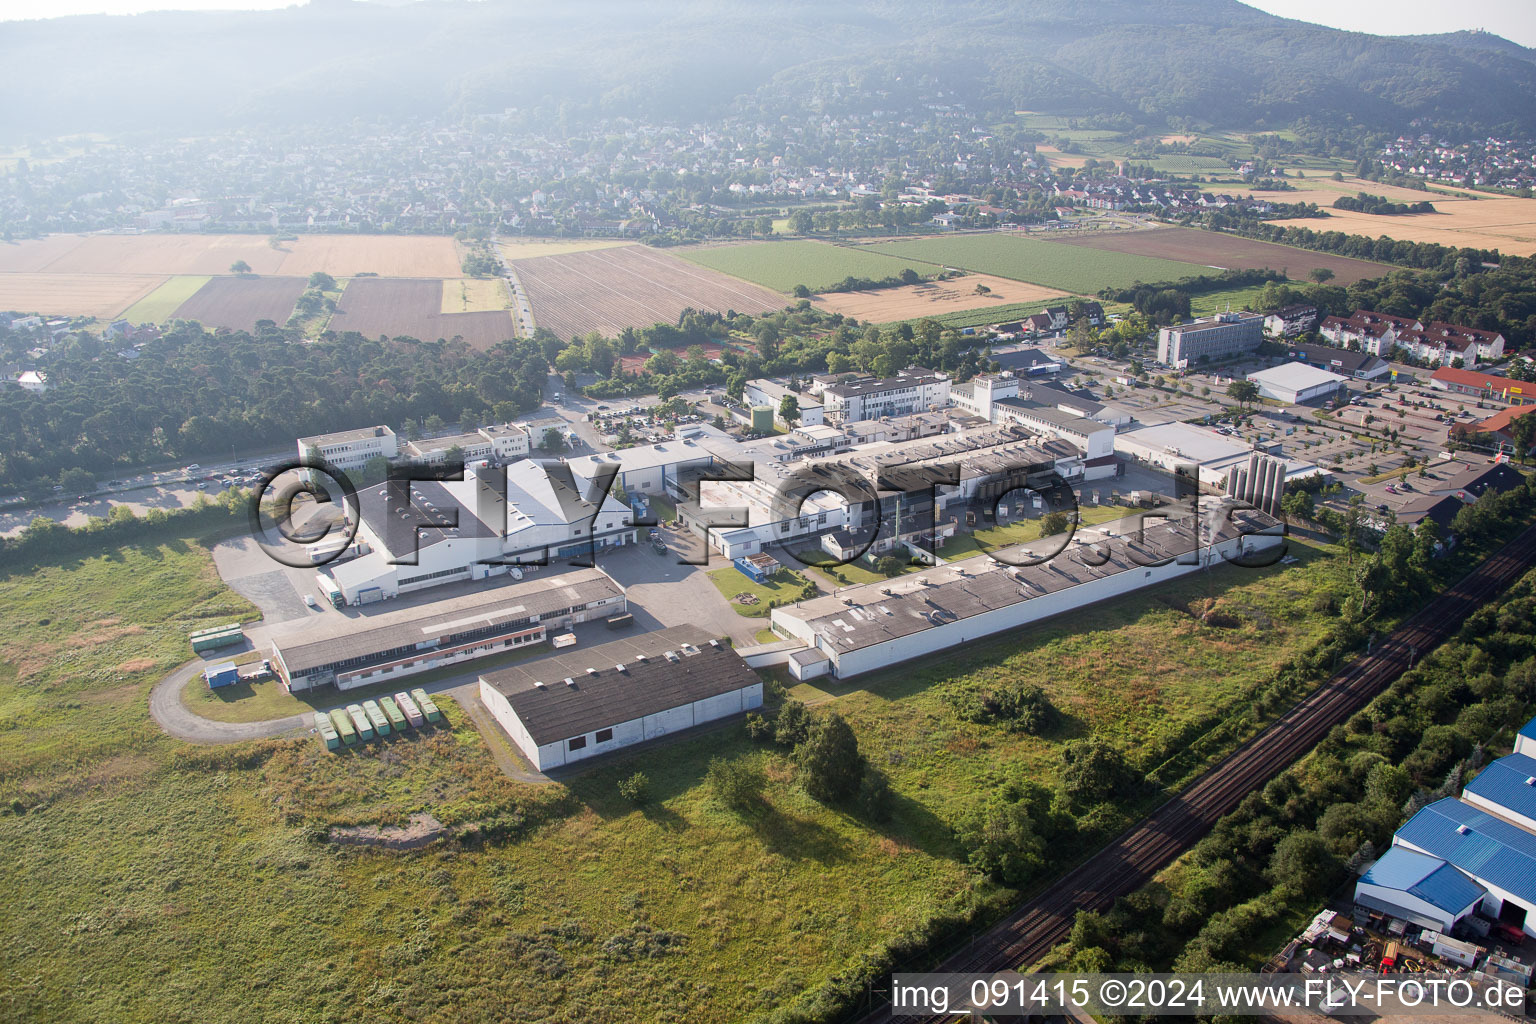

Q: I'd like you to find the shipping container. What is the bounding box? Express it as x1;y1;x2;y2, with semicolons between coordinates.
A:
605;612;635;629
362;699;390;736
314;712;340;751
394;691;425;727
347;703;374;741
411;687;443;723
330;708;357;745
379;695;407;732
190;623;244;653
552;633;577;649
204;661;239;688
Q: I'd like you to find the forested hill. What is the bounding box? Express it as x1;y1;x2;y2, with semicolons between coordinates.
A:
1;0;1534;138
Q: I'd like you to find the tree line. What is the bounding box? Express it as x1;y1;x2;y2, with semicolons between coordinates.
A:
0;320;550;491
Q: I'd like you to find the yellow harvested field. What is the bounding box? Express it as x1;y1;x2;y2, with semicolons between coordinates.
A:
0;272;167;318
811;274;1071;322
1036;145;1092;170
1250;174;1460;205
0;233;462;277
275;235;461;278
440;277;510;313
1160;134;1197;145
495;238;635;260
1268;193;1536;256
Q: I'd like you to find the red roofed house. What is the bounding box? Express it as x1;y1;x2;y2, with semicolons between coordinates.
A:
1455;405;1536;455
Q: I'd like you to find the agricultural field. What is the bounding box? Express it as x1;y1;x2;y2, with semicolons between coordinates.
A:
495;238;635;261
0;233;461;277
1269;194;1536;256
1048;226;1392;285
677;239;936;293
513;244;782;339
324;277;518;349
0;272;165;318
920;299;1064;330
811;273;1069;323
169;275;308;330
862;234;1208;294
119;275;211;323
440;277;509;313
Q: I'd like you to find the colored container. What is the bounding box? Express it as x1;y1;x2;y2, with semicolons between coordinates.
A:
362;699;390;736
347;703;374;741
314;711;339;751
411;687;442;723
204;661;239;688
378;695;407;732
394;691;425;727
190;624;244;653
329;707;357;745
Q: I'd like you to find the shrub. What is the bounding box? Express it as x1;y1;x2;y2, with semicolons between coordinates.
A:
705;756;764;811
617;772;650;805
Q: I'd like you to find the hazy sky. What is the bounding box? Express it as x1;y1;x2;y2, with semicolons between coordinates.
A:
2;0;1534;48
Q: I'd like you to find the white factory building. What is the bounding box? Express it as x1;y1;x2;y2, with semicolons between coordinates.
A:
270;567;626;692
692;425;1077;561
297;425;400;474
820;367;951;424
1114;422;1326;489
1246;361;1350;405
403;423;532;464
325;459;635;605
769;498;1284;679
742;378;824;426
951;374;1118;480
478;625;763;771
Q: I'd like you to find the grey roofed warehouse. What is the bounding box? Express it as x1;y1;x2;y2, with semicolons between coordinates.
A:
478;625;764;770
270;567;626;691
770;498;1283;679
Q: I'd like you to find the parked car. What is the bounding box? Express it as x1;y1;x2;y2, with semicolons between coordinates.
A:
303;595;318;609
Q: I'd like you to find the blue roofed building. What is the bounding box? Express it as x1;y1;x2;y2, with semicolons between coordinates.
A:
1463;752;1536;832
1393;797;1536;938
1354;845;1486;932
1516;717;1536;759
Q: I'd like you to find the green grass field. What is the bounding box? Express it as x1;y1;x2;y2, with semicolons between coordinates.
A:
677;239;937;292
936;504;1133;561
705;565;813;617
1189;284;1272;317
861;234;1208;294
915;298;1061;330
120;275;211;322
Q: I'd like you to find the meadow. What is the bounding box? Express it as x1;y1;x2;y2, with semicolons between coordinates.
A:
677;239;937;293
860;234;1208;294
120;274;212;322
0;521;1355;1023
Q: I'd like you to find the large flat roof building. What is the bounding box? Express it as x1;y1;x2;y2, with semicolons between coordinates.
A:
1246;361;1349;405
270;567;626;692
770;498;1283;679
327;460;635;605
478;625;763;771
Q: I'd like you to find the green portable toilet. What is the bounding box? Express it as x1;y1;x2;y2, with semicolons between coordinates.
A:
330;708;357;746
362;699;390;737
378;695;407;733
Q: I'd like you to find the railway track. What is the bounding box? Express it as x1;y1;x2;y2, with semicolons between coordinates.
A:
854;523;1536;1024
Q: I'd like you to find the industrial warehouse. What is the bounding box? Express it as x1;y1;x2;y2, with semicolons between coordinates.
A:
270;567;627;691
324;459;635;605
1360;717;1536;943
767;497;1285;679
477;625;763;770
